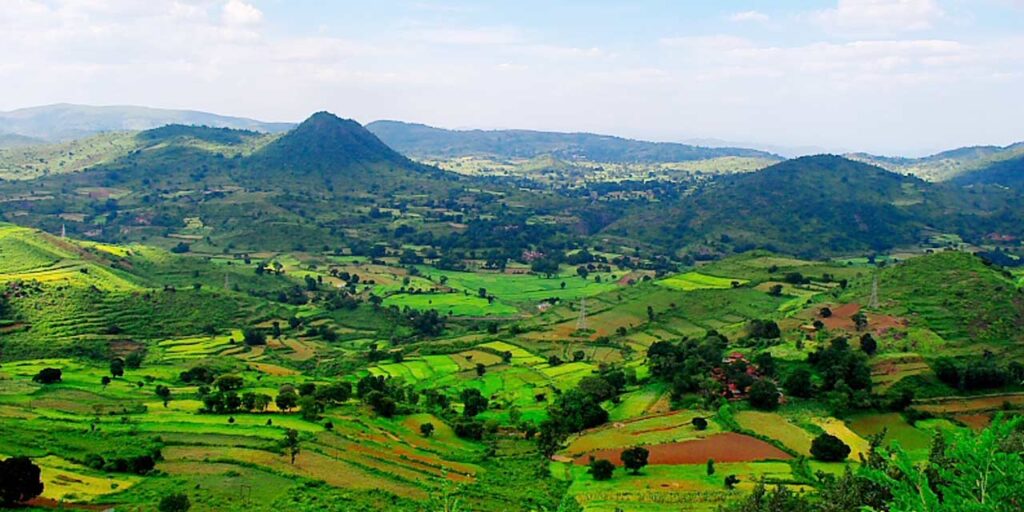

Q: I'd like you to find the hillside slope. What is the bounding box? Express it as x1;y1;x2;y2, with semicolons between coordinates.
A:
604;155;1024;257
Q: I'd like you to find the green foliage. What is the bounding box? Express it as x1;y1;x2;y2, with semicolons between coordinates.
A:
588;459;615;481
158;492;191;512
810;433;851;462
0;456;44;506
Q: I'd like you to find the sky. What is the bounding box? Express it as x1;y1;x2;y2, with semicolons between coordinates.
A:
1;0;1023;156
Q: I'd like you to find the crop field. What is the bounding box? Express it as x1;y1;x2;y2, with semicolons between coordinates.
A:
812;418;870;461
562;461;801;512
1;221;1019;512
734;411;815;456
656;272;745;291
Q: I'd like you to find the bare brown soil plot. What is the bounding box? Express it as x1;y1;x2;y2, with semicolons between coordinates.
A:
573;432;791;466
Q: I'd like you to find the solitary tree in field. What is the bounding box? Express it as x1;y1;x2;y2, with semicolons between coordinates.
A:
420;422;435;437
110;358;125;378
282;429;300;464
706;459;715;475
620;446;649;475
155;385;171;407
475;363;486;377
101;376;111;387
33;368;62;384
811;433;851;462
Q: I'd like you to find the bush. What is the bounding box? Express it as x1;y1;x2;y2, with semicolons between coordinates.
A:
588;459;615;481
32;368;62;384
810;433;851;462
692;417;709;430
159;492;191;512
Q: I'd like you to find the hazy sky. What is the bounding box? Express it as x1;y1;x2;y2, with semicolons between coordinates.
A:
2;0;1023;155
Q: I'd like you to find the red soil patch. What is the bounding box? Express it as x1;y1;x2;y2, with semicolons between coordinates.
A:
573;432;791;466
25;497;113;511
955;414;992;430
819;303;907;335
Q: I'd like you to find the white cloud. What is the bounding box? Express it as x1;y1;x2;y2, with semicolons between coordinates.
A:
222;0;262;26
729;10;770;23
814;0;945;34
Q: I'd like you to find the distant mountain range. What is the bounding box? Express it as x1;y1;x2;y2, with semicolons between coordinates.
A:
2;103;1022;190
365;120;779;163
0;104;293;141
847;143;1024;183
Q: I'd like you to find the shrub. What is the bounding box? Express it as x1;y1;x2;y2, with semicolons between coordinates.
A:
588;459;615;481
811;433;851;462
32;368;62;384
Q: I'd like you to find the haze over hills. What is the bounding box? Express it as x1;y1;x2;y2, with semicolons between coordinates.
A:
365;120;780;163
0;103;294;141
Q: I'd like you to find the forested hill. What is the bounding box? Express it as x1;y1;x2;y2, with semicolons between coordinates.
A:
603;155;1024;258
365;120;780;162
951;153;1024;190
847;141;1024;182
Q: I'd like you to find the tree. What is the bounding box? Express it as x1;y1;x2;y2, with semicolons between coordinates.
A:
155;385;172;407
125;351;144;369
101;376;111;387
214;374;244;392
110;358;125;378
811;433;851;462
460;389;489;417
620;446;649;475
588;459;615;481
572;350;586;362
767;284;784;297
32;368;62;384
275;391;298;412
298;395;321;421
0;456;44;506
860;333;878;356
748;379;780;411
819;307;833;318
420;422;435;437
725;475;741;489
365;391;397;418
852;311;868;331
243;328;267;346
282;429;300;464
692;417;709;431
783;368;813;398
158;493;191;512
706;458;715;476
475;363;486;377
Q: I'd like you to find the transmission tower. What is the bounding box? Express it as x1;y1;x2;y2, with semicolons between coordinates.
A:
576;297;588;331
869;273;879;309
